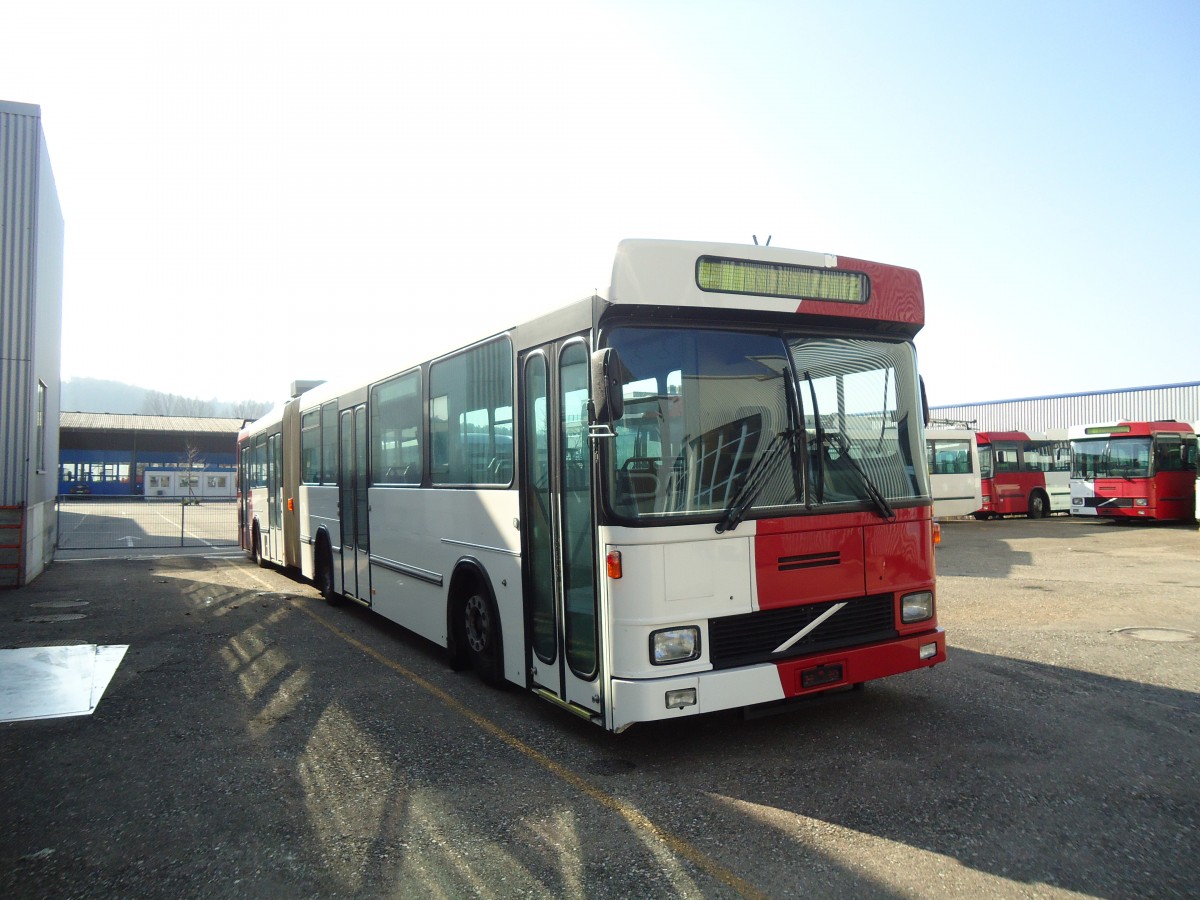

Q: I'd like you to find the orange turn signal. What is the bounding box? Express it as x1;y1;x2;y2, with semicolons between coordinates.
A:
606;549;623;579
287;497;295;512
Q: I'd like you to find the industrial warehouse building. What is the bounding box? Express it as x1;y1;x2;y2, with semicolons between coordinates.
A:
930;381;1200;433
58;413;243;497
1;101;63;587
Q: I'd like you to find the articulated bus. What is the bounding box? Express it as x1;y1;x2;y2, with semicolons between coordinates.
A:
1069;421;1197;522
925;428;982;518
972;430;1070;519
239;239;945;731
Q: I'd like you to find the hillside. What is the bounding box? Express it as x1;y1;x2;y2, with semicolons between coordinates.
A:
61;378;271;419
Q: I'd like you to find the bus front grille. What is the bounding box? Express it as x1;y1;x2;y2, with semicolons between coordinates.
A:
708;595;897;670
1081;497;1135;508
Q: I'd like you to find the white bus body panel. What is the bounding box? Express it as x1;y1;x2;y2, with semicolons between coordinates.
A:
1070;479;1099;516
925;429;981;518
247;484;287;565
609;239;834;311
368;487;524;681
602;522;758;681
598;520;826;731
610;665;785;731
932;478;981;518
1040;429;1073;513
1045;474;1072;513
298;484;339;579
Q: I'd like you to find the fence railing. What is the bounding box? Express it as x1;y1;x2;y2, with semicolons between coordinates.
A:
56;496;239;550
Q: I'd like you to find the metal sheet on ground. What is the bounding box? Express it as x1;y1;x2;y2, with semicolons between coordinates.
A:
0;644;129;722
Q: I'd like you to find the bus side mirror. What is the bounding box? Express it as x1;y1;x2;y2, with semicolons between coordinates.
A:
920;376;930;427
590;348;625;424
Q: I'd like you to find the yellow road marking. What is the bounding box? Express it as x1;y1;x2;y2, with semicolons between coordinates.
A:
235;564;767;900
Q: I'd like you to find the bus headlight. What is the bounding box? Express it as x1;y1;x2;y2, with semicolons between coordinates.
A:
650;626;701;665
1134;498;1148;507
901;591;935;624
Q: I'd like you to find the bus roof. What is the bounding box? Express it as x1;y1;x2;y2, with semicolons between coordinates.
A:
241;238;928;435
974;430;1068;443
608;239;924;333
1068;421;1196;439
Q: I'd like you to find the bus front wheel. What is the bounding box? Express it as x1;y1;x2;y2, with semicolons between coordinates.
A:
314;538;341;606
1027;491;1048;519
252;523;268;567
460;589;504;687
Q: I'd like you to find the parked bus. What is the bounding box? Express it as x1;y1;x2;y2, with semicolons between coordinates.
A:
972;430;1070;519
239;238;945;731
926;428;982;518
1069;421;1197;522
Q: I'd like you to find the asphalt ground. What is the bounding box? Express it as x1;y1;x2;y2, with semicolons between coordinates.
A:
1;516;1197;898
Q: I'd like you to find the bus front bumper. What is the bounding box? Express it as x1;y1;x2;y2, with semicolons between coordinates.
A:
609;628;946;731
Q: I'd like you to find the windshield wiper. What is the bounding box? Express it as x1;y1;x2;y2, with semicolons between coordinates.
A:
823;433;896;521
801;371;825;503
715;428;800;533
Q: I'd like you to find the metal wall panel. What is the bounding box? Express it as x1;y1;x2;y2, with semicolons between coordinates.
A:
931;382;1200;432
0;101;41;507
29;118;63;510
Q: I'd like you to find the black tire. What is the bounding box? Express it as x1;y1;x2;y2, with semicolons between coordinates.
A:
461;589;505;686
972;512;989;521
314;538;341;606
1027;491;1047;519
252;524;268;568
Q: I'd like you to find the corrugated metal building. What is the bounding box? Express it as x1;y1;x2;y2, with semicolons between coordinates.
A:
930;381;1200;432
61;413;245;435
1;100;64;587
58;413;243;496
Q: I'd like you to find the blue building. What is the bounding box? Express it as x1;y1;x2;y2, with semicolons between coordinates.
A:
58;413;242;496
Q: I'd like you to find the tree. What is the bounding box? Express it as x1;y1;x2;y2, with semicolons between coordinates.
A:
230;399;272;421
144;391;216;417
144;390;178;415
179;440;204;503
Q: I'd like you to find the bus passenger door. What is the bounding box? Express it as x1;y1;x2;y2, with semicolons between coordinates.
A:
339;405;372;603
267;432;283;562
521;338;601;719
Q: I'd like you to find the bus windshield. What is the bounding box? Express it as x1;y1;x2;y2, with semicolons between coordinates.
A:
1072;437;1152;479
603;325;925;521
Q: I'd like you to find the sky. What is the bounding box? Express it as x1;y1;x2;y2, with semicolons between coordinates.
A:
4;0;1198;408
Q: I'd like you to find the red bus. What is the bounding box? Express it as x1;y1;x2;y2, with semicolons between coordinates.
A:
973;430;1070;519
1069;421;1197;522
239;238;945;731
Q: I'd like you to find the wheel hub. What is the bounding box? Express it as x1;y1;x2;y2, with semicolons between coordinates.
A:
465;595;489;652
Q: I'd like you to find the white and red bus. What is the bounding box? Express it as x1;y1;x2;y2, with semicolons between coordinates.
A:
1069;421;1197;522
971;430;1070;519
238;238;945;731
925;428;982;518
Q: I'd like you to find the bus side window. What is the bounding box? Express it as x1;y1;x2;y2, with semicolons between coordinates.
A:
994;445;1019;474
